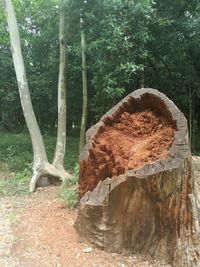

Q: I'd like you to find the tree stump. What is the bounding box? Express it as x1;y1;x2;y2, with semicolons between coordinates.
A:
75;88;200;267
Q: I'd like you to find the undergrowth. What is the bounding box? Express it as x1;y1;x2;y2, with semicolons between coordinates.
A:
58;163;79;209
0;132;79;196
0;166;32;196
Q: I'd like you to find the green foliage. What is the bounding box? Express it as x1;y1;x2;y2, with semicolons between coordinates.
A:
58;163;79;209
0;133;32;171
58;184;78;210
70;163;79;184
0;0;200;152
0;133;79;196
83;0;153;118
0;166;31;196
42;134;79;170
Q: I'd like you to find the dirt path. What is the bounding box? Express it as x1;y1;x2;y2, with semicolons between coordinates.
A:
0;187;171;267
0;197;16;267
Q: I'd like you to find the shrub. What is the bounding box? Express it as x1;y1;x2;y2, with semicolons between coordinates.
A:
58;164;79;209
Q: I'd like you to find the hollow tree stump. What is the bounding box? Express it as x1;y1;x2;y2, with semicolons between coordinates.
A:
75;88;200;267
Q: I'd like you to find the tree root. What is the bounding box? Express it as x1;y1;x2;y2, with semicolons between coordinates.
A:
29;163;72;192
30;172;41;193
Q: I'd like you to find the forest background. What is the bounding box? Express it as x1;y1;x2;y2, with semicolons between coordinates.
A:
0;0;200;195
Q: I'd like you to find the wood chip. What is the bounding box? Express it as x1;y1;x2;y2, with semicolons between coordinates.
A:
83;247;93;253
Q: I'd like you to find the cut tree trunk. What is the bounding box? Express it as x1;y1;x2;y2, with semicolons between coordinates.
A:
75;88;200;267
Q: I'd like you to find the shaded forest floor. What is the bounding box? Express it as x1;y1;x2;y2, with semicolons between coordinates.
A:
0;186;172;267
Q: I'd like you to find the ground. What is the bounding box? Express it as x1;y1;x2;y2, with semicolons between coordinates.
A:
0;186;172;267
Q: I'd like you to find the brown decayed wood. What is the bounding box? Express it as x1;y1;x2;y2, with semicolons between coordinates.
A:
75;88;200;267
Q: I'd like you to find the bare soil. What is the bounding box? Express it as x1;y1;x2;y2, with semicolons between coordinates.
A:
0;186;172;267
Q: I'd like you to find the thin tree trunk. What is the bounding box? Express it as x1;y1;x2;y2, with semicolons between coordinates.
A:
79;16;88;153
140;67;144;88
4;0;71;192
3;0;48;167
53;6;67;168
192;93;196;153
189;84;192;146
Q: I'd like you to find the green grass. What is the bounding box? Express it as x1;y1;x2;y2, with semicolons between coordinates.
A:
0;133;32;172
58;163;79;209
0;167;32;196
0;132;79;196
58;181;78;210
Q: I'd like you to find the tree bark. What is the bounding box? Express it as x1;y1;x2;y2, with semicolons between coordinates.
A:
189;82;192;149
75;88;200;267
4;0;71;192
53;5;67;168
79;16;88;153
4;0;48;169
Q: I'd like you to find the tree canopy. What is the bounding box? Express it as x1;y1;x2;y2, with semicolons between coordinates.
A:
0;0;199;152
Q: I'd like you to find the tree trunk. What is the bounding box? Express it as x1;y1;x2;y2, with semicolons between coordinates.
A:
75;88;200;267
53;5;67;168
4;0;71;192
4;0;48;171
79;16;88;153
189;83;192;149
140;68;145;88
